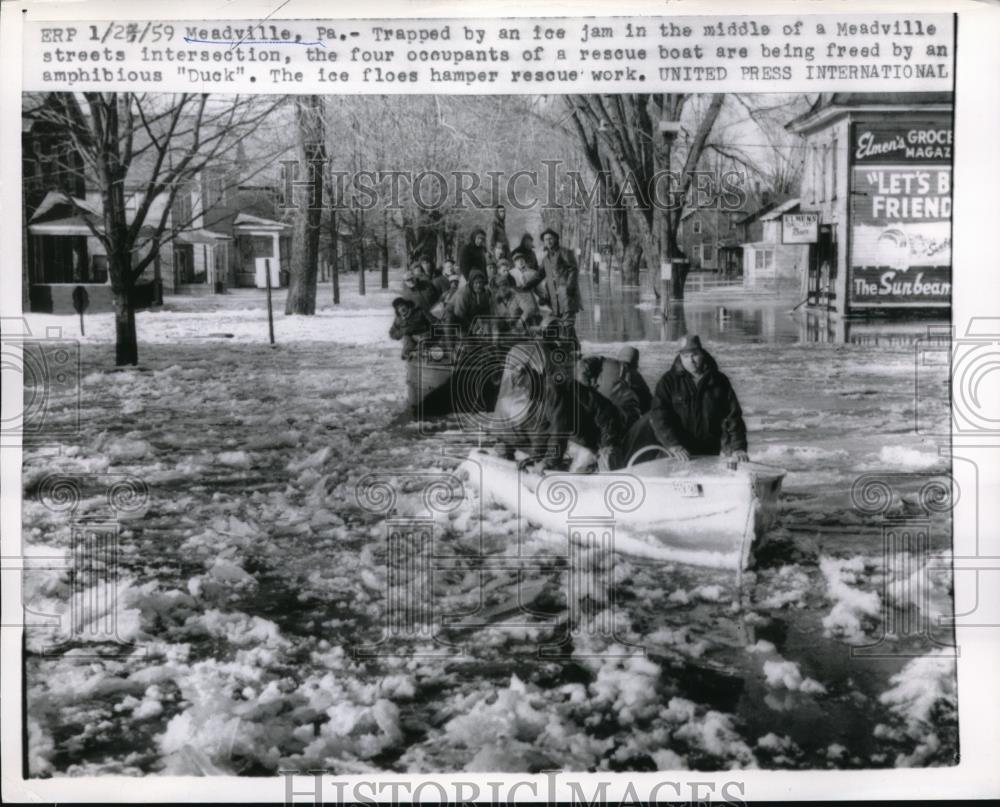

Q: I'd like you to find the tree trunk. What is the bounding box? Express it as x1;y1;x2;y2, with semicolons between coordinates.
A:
286;96;325;315
330;210;340;304
380;209;390;289
113;290;138;366
621;241;643;286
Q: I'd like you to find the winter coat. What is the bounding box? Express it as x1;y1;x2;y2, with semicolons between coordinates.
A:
539;247;582;318
403;279;440;314
389;307;433;341
449;283;492;335
531;378;626;469
625;349;747;459
431;273;451;296
459;232;488;279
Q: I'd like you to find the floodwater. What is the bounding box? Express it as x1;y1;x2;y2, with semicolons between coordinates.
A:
575;273;950;347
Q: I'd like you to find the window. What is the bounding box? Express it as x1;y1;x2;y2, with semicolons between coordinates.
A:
701;243;715;263
203;172;226;208
754;249;774;270
90;255;108;283
172;190;193;230
692;218;702;234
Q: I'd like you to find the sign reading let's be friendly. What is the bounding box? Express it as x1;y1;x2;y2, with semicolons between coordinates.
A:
782;212;819;244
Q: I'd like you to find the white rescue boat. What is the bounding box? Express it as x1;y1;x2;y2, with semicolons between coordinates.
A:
458;449;786;571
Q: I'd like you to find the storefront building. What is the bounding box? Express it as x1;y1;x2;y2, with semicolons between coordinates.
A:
785;92;953;317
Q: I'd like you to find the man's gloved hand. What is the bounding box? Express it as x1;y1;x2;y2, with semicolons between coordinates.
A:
730;450;750;463
665;447;691;461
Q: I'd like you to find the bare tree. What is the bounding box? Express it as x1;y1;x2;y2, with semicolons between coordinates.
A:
706;94;810;199
562;94;725;297
25;92;285;365
286;95;326;315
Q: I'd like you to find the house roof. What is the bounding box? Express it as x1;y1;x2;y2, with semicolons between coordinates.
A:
30;190;100;222
734;194;794;226
758;198;801;221
681;206;749;222
785;92;953;134
233;212;291;232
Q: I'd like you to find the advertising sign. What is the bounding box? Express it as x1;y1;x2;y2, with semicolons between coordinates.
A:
782;212;819;243
849;118;952;308
852;121;953;164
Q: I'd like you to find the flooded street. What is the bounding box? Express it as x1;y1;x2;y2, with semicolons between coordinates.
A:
21;284;957;774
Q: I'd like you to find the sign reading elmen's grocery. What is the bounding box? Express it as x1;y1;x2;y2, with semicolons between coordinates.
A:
849;118;952;307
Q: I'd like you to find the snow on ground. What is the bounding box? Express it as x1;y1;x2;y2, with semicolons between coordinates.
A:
19;293;957;774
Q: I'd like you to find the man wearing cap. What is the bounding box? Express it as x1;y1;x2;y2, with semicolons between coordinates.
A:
538;228;582;340
624;335;748;463
389;296;433;360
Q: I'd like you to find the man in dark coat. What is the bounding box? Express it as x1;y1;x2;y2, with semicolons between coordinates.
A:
530;368;627;472
459;229;488;280
388;297;432;359
538;229;582;341
448;270;491;336
489;204;510;258
624;335;748;463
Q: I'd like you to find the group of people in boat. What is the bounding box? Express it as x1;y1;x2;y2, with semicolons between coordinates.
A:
506;333;749;474
389;212;749;473
389;212;581;358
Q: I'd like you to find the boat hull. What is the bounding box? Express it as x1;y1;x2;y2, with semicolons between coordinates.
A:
458;451;785;570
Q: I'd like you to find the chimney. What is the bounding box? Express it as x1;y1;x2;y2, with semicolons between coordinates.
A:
761;189;772;207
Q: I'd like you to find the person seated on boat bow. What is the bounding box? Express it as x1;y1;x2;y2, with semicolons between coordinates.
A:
528;349;627;473
623;334;748;463
389;297;433;360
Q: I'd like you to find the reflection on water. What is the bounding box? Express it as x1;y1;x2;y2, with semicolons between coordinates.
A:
575;274;950;346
